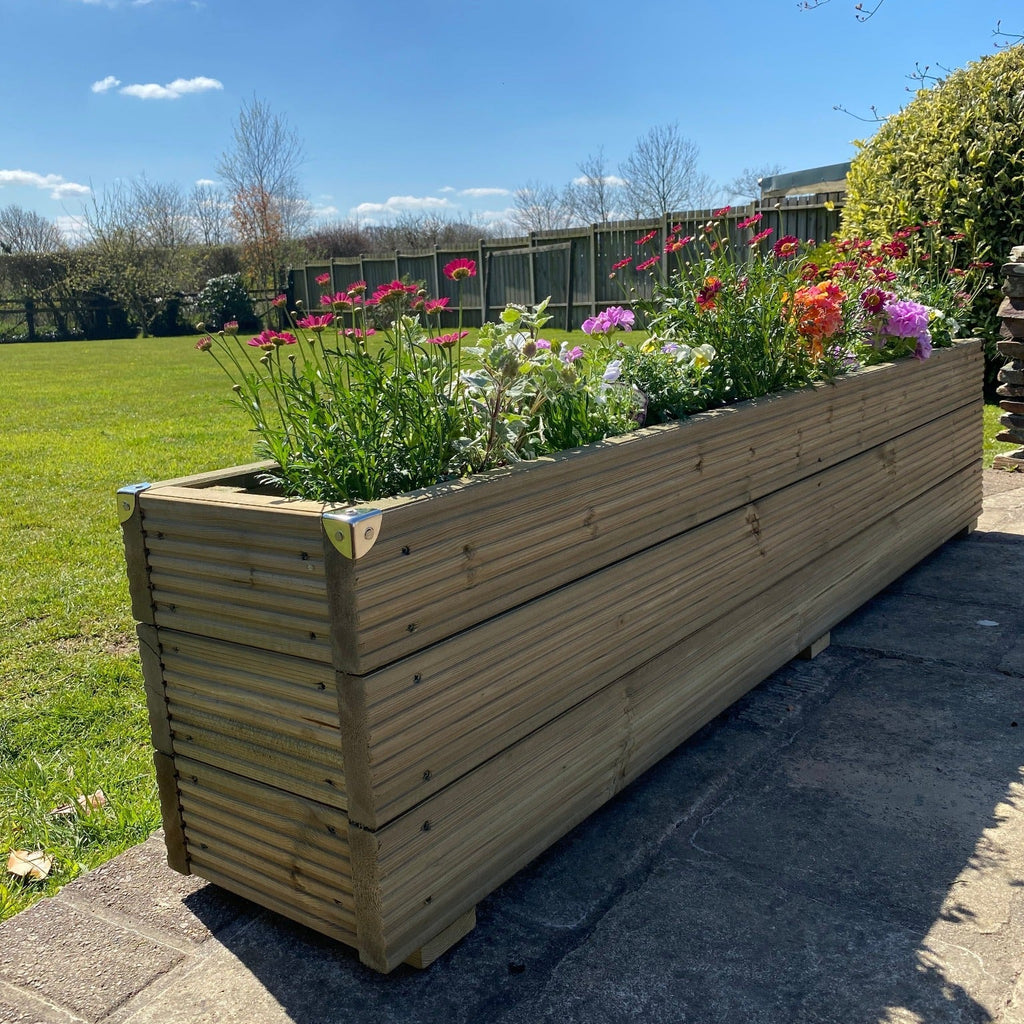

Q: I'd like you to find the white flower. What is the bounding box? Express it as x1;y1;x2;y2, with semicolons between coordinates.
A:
603;359;623;383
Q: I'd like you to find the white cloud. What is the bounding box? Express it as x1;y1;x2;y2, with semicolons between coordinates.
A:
194;178;218;187
312;204;340;219
91;75;121;93
571;174;626;187
351;195;454;218
459;187;510;198
0;169;91;201
101;75;223;100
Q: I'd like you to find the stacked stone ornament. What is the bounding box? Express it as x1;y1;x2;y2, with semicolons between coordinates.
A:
995;245;1024;470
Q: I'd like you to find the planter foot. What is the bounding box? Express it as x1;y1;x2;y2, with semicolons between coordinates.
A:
797;632;830;660
955;519;979;539
404;907;477;969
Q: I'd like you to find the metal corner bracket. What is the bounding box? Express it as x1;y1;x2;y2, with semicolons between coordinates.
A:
116;482;151;523
323;507;383;560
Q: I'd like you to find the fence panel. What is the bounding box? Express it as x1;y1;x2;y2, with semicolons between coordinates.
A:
287;194;845;333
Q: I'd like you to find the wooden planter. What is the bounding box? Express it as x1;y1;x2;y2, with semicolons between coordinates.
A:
120;340;983;973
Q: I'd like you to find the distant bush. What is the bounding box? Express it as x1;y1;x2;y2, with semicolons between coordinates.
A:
192;274;259;332
842;44;1024;388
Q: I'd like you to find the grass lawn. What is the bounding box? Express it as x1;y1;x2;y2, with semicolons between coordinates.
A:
0;333;1017;921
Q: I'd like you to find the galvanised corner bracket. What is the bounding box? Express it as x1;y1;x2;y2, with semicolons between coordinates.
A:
323;507;383;560
116;482;151;523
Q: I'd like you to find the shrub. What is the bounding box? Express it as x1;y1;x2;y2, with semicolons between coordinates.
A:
193;274;258;332
842;44;1024;387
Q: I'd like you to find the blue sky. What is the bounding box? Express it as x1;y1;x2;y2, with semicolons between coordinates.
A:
0;0;1015;236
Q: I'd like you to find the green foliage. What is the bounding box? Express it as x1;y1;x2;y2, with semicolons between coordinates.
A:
842;44;1024;384
192;273;258;332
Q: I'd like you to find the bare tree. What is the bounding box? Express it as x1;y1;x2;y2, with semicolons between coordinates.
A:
0;205;64;254
190;182;234;246
619;124;716;218
724;163;785;203
569;147;622;224
509;181;575;234
217;97;309;289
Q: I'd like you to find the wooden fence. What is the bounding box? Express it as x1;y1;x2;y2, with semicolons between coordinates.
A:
288;194;844;331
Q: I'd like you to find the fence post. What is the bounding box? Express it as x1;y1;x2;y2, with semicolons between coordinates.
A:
24;297;36;342
589;222;598;318
478;238;487;324
566;237;575;331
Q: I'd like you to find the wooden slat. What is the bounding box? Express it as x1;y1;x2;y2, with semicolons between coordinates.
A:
351;466;977;970
339;404;980;827
136;624;172;756
152;751;189;874
329;341;982;672
174;755;350;854
170;712;345;810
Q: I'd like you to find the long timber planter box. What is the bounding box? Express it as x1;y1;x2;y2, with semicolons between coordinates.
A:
120;339;983;973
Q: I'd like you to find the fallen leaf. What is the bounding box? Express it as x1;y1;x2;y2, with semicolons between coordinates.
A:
49;789;107;818
7;850;53;880
77;789;107;813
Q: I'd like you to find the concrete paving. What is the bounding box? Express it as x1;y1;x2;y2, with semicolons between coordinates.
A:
3;468;1024;1024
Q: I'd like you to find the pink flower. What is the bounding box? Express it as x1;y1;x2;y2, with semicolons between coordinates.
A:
859;287;893;315
713;205;731;217
370;280;417;306
880;240;908;259
271;294;288;308
535;339;551;350
343;328;376;339
635;230;658;246
561;345;584;363
346;280;367;296
443;258;477;281
195;336;214;351
427;331;469;347
322;291;352;311
737;213;762;230
800;263;820;282
297;313;334;332
315;272;331;286
748;228;774;246
636;255;661;272
425;297;450;314
223;320;239;335
612;257;633;271
872;268;898;283
248;329;296;349
772;235;800;259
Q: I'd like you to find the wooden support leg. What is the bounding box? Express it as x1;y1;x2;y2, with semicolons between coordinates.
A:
404;908;477;969
797;631;830;661
955;519;978;539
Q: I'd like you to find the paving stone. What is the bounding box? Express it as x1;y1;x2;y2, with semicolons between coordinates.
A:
0;981;84;1023
885;535;1024;607
0;901;182;1023
686;657;1024;934
495;851;1003;1024
833;590;1022;670
62;833;251;948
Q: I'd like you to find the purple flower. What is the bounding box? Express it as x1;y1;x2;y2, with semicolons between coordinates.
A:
581;306;635;336
535;338;551;350
882;299;931;345
561;345;584;364
603;306;635;330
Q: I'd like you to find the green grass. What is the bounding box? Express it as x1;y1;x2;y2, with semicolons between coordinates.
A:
984;401;1019;466
0;334;1014;921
